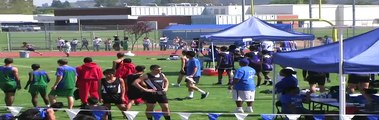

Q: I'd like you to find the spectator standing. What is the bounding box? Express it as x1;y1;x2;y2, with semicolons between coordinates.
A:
49;59;77;109
228;58;256;113
113;36;121;51
104;38;112;51
24;64;50;107
261;50;273;85
185;51;209;99
80;38;89;51
215;46;234;85
122;37;129;51
245;45;263;88
70;38;79;52
57;37;65;51
0;58;21;106
302;70;330;93
93;37;102;51
133;65;171;120
143;37;151;51
63;40;71;57
261;41;274;55
76;57;103;105
159;35;168;51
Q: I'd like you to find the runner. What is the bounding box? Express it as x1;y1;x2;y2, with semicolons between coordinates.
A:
22;42;43;55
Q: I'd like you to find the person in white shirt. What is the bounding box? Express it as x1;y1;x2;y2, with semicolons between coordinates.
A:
63;40;71;57
143;37;151;51
57;37;65;52
261;41;274;55
159;35;168;51
93;37;102;51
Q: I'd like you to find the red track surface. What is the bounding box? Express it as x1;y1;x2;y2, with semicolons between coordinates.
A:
0;50;178;58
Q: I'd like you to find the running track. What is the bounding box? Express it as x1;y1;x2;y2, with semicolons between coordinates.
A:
0;50;179;58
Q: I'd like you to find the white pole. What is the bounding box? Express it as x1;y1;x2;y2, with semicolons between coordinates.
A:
338;28;346;120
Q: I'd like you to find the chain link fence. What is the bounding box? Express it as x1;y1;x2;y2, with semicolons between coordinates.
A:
1;25;378;52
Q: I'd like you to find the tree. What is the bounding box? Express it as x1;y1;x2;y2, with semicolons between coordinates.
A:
62;1;71;8
125;21;153;51
51;0;63;8
119;0;140;6
8;0;34;14
95;0;118;7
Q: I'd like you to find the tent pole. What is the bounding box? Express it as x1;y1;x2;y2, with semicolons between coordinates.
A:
338;28;346;120
211;42;216;69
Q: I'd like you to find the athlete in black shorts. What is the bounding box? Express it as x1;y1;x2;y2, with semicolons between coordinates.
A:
133;65;171;120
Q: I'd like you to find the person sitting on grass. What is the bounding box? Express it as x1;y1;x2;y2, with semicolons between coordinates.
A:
280;87;310;114
21;42;43;55
24;64;50;107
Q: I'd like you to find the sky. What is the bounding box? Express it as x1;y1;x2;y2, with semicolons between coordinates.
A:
33;0;79;6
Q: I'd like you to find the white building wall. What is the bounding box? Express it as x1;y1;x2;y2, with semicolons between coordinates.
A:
0;14;37;23
130;6;205;16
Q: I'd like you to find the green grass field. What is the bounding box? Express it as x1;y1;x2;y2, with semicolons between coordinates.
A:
0;56;342;120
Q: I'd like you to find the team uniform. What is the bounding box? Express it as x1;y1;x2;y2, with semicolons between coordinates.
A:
126;73;143;100
246;51;262;73
143;73;168;104
64;42;71;54
262;54;273;72
49;65;77;97
101;78;124;104
0;66;17;93
179;57;188;75
233;66;256;101
29;70;49;95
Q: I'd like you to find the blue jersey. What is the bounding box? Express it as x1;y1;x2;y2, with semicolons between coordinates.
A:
56;65;77;89
186;58;201;77
233;66;256;91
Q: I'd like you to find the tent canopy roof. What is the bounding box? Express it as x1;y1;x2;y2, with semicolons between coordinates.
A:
273;28;379;74
201;17;315;41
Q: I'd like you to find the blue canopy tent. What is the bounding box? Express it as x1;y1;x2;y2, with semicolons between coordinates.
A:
200;17;315;41
199;17;315;114
273;28;379;74
273;28;379;118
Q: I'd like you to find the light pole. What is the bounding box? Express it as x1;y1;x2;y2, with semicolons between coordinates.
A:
352;0;356;36
242;0;246;21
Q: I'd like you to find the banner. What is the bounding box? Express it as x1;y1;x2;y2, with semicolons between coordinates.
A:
208;113;221;120
367;115;378;120
65;109;81;120
123;111;139;120
286;114;301;120
234;113;249;120
7;107;23;116
151;112;163;120
178;112;192;120
261;114;276;120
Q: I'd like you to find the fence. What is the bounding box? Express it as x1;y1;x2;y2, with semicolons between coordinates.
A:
0;25;378;52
